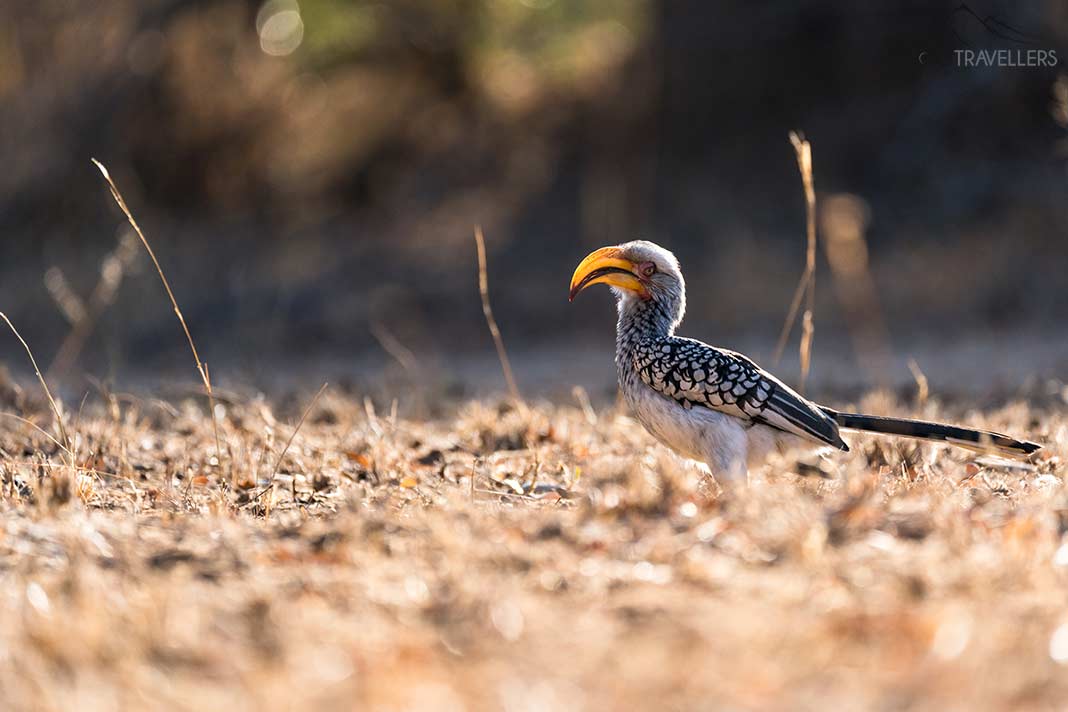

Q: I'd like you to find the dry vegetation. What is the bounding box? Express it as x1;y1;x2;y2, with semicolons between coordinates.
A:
0;159;1064;712
3;5;1065;710
0;375;1065;711
0;110;1060;712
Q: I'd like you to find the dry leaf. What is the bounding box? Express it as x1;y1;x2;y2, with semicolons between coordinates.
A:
345;451;374;469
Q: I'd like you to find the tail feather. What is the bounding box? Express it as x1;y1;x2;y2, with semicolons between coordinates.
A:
820;408;1041;459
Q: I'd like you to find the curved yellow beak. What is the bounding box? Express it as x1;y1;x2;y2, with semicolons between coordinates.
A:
569;247;646;301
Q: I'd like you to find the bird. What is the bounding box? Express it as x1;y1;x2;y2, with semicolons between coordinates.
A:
569;240;1040;481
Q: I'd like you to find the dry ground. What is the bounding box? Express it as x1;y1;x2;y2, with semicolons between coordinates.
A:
0;380;1066;712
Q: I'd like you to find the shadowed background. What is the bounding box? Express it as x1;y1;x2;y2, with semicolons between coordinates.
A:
1;0;1066;397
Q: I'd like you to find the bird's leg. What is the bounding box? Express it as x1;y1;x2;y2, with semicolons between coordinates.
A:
707;458;750;496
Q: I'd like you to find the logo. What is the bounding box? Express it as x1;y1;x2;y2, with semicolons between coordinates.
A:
919;3;1058;68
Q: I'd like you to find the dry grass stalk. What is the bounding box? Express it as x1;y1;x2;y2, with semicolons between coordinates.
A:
0;311;73;464
821;193;894;387
773;132;818;392
47;231;140;379
572;385;598;425
0;413;68;455
799;310;814;389
245;382;328;505
908;358;930;407
473;225;521;403
369;321;418;376
90;159;221;457
43;267;88;326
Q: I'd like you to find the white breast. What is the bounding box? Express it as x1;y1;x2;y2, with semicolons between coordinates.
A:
622;379;814;480
622;381;750;475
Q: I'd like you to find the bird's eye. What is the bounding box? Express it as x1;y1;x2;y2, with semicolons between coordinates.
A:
642;264;657;277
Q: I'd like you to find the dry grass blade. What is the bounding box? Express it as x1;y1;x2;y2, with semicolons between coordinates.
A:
204;362;220;456
474;225;521;403
91;159;221;457
0;412;69;454
0;311;73;462
799;310;814;390
244;383;328;505
773;273;810;365
908;358;930;407
369;321;419;376
572;385;598;425
773;132;818;393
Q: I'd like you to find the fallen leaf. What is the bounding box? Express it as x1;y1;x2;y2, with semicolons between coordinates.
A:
345;451;373;469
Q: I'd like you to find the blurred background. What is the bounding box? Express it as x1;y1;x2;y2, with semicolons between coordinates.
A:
1;0;1066;399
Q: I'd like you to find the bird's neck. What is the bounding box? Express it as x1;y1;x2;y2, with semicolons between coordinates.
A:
615;295;679;370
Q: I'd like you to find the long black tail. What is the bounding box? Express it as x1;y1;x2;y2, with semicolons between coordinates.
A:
820;408;1041;459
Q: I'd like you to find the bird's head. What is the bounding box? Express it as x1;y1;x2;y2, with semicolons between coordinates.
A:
569;240;684;304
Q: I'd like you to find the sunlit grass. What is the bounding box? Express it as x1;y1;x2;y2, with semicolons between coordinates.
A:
0;382;1062;710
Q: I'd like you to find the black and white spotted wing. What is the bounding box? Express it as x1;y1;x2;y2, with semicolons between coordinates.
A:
631;337;848;450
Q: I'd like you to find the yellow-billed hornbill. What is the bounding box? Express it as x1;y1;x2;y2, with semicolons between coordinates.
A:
570;241;1040;480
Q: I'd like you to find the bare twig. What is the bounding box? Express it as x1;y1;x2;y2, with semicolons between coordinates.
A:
244;383;328;505
91;159;221;457
473;226;521;403
0;312;73;463
773;132;818;393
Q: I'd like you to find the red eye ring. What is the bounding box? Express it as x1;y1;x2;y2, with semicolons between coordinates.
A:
642;263;656;278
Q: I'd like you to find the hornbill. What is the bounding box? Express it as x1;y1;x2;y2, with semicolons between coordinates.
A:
569;241;1040;480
